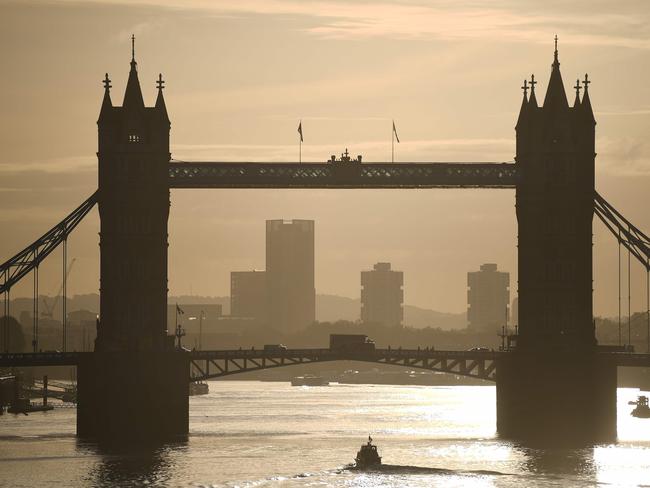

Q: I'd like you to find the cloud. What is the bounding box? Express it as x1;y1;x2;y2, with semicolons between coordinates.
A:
55;0;650;48
597;136;650;175
596;108;650;116
0;156;95;174
172;138;514;162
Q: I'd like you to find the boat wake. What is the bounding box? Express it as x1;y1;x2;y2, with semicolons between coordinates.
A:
344;463;511;477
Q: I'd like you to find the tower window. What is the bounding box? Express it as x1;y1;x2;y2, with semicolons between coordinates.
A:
128;134;141;143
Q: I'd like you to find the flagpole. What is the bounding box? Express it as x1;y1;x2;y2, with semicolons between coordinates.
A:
391;121;394;163
299;119;302;164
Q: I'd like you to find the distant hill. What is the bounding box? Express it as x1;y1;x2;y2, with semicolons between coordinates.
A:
315;294;466;330
404;304;467;330
5;292;466;330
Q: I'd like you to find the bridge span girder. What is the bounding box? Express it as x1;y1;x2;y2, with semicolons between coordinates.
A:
2;350;649;381
168;162;518;189
189;349;503;382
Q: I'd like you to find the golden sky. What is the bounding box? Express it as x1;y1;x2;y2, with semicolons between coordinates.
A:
1;0;649;316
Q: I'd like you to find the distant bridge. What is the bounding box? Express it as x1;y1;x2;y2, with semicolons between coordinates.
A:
3;349;649;383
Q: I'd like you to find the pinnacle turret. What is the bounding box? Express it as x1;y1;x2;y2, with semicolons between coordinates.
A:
528;74;538;108
516;79;529;129
573;79;582;108
123;34;145;109
542;36;568;109
581;73;596;124
98;73;113;122
155;73;170;123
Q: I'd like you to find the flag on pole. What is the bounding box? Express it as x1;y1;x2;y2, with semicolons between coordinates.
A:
392;120;400;143
297;121;303;142
176;304;184;315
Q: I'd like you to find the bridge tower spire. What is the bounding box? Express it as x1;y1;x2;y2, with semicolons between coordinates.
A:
80;38;186;441
499;41;616;443
96;37;170;353
516;38;594;351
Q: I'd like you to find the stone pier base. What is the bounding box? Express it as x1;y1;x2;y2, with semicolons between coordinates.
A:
496;352;617;444
77;352;188;441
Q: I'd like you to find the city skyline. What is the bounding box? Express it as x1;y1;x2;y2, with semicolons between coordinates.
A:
2;1;650;476
2;1;650;317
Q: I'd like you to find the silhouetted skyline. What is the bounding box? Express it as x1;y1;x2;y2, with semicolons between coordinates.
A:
1;1;649;318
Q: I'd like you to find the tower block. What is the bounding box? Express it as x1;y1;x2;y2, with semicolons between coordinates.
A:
77;38;188;440
497;40;616;443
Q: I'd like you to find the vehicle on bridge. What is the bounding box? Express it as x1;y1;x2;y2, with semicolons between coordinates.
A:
329;334;376;354
263;344;288;352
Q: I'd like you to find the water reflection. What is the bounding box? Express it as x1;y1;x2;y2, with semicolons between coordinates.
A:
518;446;596;478
78;439;187;487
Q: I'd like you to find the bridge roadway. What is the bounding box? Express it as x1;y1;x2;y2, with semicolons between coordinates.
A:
2;349;649;383
168;162;518;189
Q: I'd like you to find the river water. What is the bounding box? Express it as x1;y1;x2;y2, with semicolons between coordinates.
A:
1;382;649;487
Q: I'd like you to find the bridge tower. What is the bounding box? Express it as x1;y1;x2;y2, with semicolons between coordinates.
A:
497;41;616;442
77;39;188;440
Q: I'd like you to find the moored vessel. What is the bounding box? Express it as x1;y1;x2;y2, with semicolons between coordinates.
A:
189;381;209;396
630;395;650;418
291;374;329;386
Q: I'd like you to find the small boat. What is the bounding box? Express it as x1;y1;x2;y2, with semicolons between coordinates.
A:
354;436;382;469
291;374;329;387
189;381;209;396
631;395;650;418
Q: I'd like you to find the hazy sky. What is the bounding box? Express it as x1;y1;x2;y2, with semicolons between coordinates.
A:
1;0;649;316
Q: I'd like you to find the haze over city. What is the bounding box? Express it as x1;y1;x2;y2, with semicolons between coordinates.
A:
2;0;649;316
3;1;650;487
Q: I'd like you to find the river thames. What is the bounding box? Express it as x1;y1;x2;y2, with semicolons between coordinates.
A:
1;381;649;487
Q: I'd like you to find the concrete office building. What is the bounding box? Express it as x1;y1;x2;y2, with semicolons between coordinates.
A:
231;270;267;320
361;262;404;327
467;263;510;331
266;220;315;332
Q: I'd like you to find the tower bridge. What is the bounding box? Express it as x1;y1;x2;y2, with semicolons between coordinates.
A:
2;39;650;443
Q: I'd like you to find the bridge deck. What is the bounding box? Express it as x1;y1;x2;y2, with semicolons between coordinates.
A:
4;350;648;383
168;162;518;189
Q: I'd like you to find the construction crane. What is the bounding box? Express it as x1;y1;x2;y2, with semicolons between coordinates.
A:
41;258;76;318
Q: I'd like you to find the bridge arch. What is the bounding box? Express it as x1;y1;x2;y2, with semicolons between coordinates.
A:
189;349;498;383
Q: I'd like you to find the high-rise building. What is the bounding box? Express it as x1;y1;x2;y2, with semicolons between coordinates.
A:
230;270;267;320
467;263;510;332
266;220;315;332
361;262;404;327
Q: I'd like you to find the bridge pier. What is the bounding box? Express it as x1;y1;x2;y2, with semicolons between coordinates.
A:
496;353;617;444
77;352;188;441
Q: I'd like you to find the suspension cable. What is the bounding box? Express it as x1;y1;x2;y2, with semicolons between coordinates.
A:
618;229;622;346
2;270;7;352
628;224;632;347
0;191;97;295
62;237;67;352
33;264;38;352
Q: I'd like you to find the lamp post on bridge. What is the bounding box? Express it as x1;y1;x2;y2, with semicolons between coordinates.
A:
187;310;205;350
